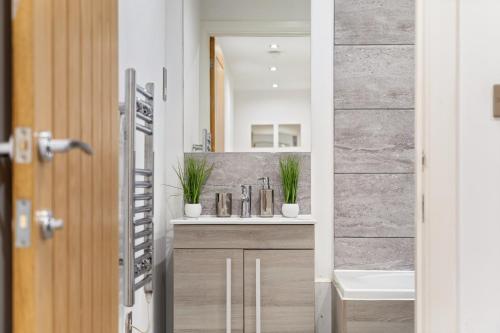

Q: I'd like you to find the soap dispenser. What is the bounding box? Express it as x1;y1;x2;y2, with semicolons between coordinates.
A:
258;177;274;217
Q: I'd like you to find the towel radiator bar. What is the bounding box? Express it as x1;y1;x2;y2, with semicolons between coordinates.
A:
121;68;154;307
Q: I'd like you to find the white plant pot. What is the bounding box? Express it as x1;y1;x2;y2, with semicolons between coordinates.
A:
282;203;299;218
185;203;202;218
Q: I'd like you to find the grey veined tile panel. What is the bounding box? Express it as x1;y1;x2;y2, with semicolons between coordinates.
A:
185;152;310;188
335;0;415;45
334;109;415;173
184;152;311;215
334;46;415;109
334;238;414;270
334;174;415;237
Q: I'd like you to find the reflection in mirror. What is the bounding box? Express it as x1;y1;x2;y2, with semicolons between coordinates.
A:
279;124;301;148
183;0;311;153
251;125;274;148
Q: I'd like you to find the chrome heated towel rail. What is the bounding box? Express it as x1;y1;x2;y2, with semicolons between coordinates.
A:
121;68;154;307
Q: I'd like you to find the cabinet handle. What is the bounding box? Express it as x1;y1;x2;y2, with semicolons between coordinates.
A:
256;258;261;333
226;258;232;333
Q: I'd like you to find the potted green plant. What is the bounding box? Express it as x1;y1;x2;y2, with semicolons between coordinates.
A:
174;157;213;218
279;155;301;218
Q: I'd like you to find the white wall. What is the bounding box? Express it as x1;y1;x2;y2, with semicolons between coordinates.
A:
165;1;186;331
458;1;500;331
119;0;183;332
233;90;311;151
183;0;201;151
224;69;235;151
310;0;333;331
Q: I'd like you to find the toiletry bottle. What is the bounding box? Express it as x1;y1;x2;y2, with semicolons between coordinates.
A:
258;177;274;217
240;185;252;218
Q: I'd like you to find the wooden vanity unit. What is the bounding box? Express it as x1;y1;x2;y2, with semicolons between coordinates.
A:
172;217;316;333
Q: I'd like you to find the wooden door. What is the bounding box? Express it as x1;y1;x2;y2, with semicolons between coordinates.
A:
11;0;119;332
210;37;225;152
174;249;244;333
244;250;315;333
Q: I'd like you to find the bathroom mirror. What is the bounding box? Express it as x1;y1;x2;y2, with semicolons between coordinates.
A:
183;0;311;153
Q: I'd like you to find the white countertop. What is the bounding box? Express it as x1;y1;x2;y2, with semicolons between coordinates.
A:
171;215;316;225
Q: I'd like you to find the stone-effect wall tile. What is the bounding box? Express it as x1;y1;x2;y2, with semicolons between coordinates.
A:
333;0;415;271
335;0;415;45
334;238;414;270
335;174;414;237
334;109;415;173
334;46;414;109
185;152;311;215
186;152;310;187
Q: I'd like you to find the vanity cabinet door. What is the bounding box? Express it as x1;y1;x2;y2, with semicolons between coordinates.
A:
174;249;244;333
244;250;315;333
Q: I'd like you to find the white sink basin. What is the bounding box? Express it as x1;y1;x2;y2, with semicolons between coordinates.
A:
170;215;316;225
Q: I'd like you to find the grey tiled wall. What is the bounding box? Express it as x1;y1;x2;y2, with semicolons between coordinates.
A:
185;153;311;216
334;0;415;270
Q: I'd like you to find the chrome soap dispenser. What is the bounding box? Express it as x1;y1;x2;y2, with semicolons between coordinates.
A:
258;177;274;217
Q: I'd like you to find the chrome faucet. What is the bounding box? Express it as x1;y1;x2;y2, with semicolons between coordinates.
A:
240;185;252;218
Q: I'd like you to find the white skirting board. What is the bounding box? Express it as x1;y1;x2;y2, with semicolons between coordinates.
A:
315;280;332;333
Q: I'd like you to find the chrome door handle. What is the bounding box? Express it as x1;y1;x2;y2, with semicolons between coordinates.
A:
256;258;261;333
36;210;64;239
226;258;232;333
38;131;93;161
0;136;13;159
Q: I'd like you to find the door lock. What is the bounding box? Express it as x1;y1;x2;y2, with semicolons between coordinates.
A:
37;131;93;161
36;210;64;239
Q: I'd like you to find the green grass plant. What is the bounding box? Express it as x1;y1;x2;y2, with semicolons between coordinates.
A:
279;155;301;204
174;157;213;204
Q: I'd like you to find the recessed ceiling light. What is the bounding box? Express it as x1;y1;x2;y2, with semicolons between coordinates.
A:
272;83;279;88
269;44;279;50
269;66;278;72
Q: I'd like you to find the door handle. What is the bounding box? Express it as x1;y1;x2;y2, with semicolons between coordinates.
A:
36;210;64;239
226;258;232;333
0;136;13;159
256;258;261;333
38;131;93;161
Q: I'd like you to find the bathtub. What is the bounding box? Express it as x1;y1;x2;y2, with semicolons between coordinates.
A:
333;270;415;300
333;270;415;333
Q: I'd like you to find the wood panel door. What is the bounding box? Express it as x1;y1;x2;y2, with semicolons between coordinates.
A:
244;250;315;333
11;0;119;332
174;249;244;333
210;37;225;152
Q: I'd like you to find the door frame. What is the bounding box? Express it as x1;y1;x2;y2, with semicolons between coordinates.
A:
0;1;12;332
415;0;460;332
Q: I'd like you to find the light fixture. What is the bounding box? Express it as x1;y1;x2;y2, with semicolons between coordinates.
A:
272;83;279;88
269;66;278;72
269;43;279;50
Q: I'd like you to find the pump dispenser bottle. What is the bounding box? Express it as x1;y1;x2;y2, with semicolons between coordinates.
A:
258;177;274;217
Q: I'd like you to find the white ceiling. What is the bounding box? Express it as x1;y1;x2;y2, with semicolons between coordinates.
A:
217;36;310;92
200;0;310;21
